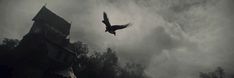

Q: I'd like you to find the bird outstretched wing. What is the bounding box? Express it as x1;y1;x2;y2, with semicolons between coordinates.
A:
102;12;111;27
111;23;131;31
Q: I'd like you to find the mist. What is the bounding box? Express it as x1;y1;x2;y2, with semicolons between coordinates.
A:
0;0;234;78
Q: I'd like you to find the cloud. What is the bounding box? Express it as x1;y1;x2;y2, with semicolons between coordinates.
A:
1;0;234;78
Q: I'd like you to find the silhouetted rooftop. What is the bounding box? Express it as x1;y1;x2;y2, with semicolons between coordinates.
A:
33;6;71;36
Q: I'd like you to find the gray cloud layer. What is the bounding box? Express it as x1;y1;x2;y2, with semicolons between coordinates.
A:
1;0;234;78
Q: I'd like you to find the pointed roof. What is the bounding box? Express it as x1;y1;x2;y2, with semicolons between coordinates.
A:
33;6;71;36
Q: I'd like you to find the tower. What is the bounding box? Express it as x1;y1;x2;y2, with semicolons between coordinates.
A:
12;6;76;78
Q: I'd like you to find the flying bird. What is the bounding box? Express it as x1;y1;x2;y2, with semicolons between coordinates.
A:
102;12;131;36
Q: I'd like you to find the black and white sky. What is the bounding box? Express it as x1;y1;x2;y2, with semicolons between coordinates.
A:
0;0;234;78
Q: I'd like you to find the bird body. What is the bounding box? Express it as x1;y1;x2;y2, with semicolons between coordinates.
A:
102;12;130;36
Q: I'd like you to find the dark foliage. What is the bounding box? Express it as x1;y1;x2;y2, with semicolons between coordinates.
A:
0;39;147;78
0;38;19;64
71;41;148;78
0;38;19;78
199;67;225;78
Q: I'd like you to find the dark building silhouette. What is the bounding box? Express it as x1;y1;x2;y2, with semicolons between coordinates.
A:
12;6;77;78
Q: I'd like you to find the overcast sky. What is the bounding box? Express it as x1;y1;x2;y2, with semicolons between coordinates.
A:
1;0;234;78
